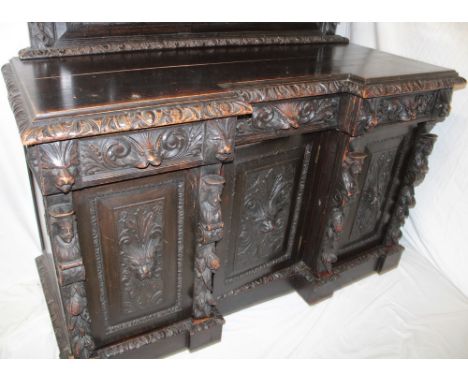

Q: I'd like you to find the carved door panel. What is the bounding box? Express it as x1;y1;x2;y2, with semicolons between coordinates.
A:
336;124;415;259
215;134;319;296
74;169;197;346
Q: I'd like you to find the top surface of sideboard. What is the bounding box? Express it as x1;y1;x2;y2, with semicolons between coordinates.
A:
3;42;463;146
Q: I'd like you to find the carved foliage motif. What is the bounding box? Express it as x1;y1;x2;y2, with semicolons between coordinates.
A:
351;149;397;240
237;97;339;138
320;151;367;273
385;133;437;246
47;199;94;358
117;201;165;314
355;92;438;134
81;123;204;177
234;164;295;274
194;174;225;319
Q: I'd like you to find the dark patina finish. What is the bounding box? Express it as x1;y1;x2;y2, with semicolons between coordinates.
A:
2;22;464;358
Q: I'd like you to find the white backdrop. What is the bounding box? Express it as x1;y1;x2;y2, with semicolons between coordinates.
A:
0;23;467;358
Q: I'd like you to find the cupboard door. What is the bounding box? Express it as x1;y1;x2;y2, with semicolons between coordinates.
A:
74;169;197;346
215;134;318;295
336;124;414;258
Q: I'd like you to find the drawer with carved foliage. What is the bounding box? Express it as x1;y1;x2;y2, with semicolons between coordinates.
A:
27;118;235;195
236;95;340;145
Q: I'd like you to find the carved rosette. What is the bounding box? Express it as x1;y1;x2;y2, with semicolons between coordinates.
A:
384;132;438;246
47;198;95;358
319;151;367;273
193;174;225;319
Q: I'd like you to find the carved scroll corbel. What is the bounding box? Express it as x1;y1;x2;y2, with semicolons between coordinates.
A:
384;132;437;246
193;174;225;319
47;197;95;358
319;151;367;274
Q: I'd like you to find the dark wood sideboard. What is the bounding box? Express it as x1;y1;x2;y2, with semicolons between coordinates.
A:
2;22;465;358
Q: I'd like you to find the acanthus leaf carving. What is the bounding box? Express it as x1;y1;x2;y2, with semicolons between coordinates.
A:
81;123;204;176
354;92;438;135
117;201;165;314
239;96;339;137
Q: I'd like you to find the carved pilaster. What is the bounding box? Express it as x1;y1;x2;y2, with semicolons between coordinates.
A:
384;132;438;246
28;22;56;49
319;151;367;274
47;196;94;358
193;173;225;319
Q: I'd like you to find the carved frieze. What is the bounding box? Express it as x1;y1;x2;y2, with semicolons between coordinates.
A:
319;151;367;273
385;132;437;246
117;201;165;315
194;174;225;319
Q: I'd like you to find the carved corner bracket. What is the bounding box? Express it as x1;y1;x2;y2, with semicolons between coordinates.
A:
384;132;437;246
318;150;367;274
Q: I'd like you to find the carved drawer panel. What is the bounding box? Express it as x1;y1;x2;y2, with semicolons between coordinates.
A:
236;95;340;144
215;134;317;295
74;170;197;346
27;118;235;195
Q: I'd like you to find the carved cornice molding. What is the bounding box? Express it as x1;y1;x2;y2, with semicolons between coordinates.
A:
21;98;251;146
3;59;462;146
231;77;461;103
19;33;348;60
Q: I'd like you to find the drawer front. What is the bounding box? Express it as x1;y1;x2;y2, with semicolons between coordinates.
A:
215;134;319;295
236;95;340;145
27;118;235;195
74;169;198;346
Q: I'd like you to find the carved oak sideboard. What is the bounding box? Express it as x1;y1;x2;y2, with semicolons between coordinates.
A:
2;22;465;358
